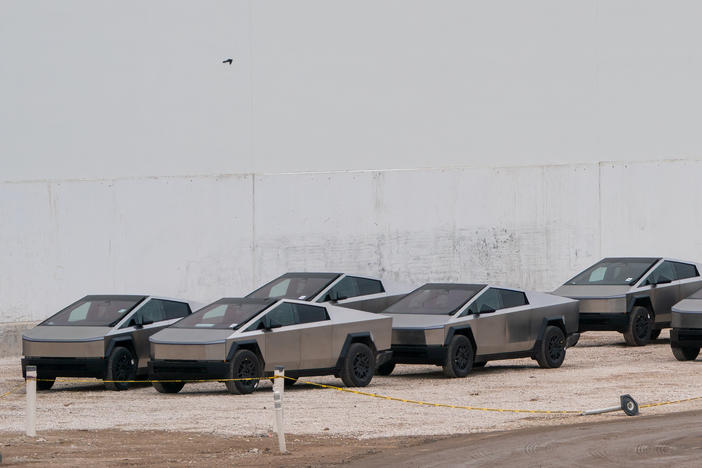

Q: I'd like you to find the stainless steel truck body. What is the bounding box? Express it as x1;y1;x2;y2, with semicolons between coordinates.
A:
21;295;197;390
554;257;702;346
148;298;392;394
669;291;702;361
346;283;579;378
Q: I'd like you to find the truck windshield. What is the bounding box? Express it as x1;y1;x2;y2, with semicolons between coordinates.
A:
383;284;484;315
567;258;659;286
173;299;272;329
246;273;339;301
42;295;146;327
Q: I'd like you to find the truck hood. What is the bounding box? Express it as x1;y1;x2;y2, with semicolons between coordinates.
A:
23;326;110;342
672;298;702;328
149;327;232;345
385;314;450;329
553;285;631;299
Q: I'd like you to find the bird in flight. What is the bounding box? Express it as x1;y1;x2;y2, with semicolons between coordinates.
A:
222;58;233;65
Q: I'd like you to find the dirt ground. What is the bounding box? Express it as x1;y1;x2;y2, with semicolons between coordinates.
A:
2;411;701;467
1;330;701;465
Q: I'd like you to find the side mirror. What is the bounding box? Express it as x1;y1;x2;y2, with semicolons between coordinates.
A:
263;318;282;331
479;305;496;314
133;315;143;328
142;319;154;326
326;290;349;302
656;277;672;285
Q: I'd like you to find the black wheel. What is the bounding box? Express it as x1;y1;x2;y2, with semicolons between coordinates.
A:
473;360;488;368
671;345;700;361
36;378;55;391
153;381;185;394
623;306;653;346
105;347;137;391
225;349;262;395
340;342;375;387
442;335;474;378
535;326;566;369
284;377;297;388
650;328;662;340
376;360;396;376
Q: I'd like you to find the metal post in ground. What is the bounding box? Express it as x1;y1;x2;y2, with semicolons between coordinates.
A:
25;365;37;437
273;366;287;453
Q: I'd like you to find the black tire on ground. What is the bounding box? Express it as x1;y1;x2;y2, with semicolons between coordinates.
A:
623;306;653;346
650;328;662;340
105;347;137;391
671;345;700;361
473;360;488;368
284;377;297;388
153;381;185;394
442;335;474;378
376;360;396;376
36;378;55;391
225;349;262;395
535;325;566;369
340;342;375;387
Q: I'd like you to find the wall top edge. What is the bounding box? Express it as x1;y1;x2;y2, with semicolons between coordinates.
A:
1;157;698;185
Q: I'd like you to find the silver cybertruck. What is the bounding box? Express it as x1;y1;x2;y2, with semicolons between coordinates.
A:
554;257;702;346
147;298;392;394
344;283;579;378
669;291;702;361
21;295;197;390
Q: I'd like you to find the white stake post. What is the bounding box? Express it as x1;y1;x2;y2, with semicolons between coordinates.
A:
273;366;287;453
25;365;37;437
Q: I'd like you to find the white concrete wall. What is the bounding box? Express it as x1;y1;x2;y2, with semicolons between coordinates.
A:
2;2;702;321
3;159;702;322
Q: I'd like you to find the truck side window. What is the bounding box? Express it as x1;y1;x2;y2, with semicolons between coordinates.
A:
672;262;699;280
499;289;529;308
295;304;330;324
161;300;191;320
644;261;677;285
467;288;502;314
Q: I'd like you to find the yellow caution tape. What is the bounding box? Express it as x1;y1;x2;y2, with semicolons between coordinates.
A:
0;381;25;399
287;376;578;414
36;377;273;384
639;395;702;408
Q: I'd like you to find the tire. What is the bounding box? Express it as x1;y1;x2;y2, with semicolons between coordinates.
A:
340;342;375;387
36;378;55;391
650;328;662;340
442;335;474;378
473;360;488;368
376;360;396;376
153;381;185;394
671;345;700;361
535;326;566;369
225;349;262;395
284;377;297;388
105;347;137;391
623;306;653;346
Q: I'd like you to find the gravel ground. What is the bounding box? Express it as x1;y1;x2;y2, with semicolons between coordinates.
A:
1;330;701;438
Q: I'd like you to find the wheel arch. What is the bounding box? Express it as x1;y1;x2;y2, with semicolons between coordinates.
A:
629;295;655;320
445;325;476;352
105;337;137;361
226;340;264;365
335;332;377;370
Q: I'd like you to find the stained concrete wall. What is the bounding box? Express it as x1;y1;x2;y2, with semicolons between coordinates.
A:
2;159;701;324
